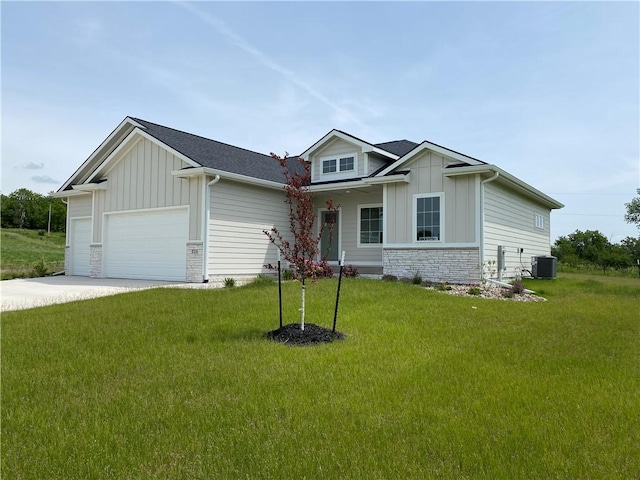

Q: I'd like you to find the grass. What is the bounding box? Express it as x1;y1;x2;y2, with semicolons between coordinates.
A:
2;274;639;479
0;228;66;279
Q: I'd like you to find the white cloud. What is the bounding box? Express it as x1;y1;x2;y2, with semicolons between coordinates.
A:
32;175;59;184
24;162;44;170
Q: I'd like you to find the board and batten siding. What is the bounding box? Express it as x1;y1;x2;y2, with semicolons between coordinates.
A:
385;151;477;245
94;137;203;243
483;182;551;277
208;180;290;277
311;138;365;180
314;190;384;265
66;194;92;244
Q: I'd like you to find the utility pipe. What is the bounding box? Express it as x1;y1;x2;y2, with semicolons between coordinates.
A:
479;171;500;280
202;175;221;282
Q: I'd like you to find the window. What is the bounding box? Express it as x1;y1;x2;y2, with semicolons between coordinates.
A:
320;153;357;178
339;156;354;172
322;159;337;174
415;194;442;242
360;206;383;245
535;213;545;229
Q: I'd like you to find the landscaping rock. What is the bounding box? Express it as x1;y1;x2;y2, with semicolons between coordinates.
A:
265;323;344;346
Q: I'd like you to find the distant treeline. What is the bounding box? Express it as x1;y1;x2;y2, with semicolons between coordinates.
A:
1;188;67;233
552;230;640;272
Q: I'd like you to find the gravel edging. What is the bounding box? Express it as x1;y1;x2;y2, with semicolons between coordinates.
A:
426;284;546;302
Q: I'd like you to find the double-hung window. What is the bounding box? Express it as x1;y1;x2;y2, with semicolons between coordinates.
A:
322;159;337;174
415;193;443;242
359;205;383;245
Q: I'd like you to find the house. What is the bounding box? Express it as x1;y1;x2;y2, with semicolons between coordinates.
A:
54;117;563;285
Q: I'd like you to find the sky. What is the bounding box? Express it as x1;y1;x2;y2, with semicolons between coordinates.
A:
1;1;639;243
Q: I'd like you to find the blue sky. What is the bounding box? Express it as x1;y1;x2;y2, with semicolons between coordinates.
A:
2;1;638;243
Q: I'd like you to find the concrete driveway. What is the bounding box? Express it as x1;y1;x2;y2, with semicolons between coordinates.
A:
0;276;177;312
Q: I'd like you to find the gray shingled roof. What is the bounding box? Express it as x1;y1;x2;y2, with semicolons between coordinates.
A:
131;117;304;183
374;140;419;157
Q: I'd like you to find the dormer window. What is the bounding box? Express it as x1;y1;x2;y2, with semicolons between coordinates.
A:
339;156;354;172
319;153;358;180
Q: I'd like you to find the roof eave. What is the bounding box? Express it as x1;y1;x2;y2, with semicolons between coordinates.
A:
443;165;564;209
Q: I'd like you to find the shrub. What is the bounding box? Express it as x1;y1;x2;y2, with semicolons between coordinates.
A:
282;270;294;281
341;264;359;278
421;279;434;287
510;281;526;295
412;272;422;285
435;283;452;291
247;274;274;287
224;277;236;288
381;274;398;282
31;259;49;277
468;286;482;296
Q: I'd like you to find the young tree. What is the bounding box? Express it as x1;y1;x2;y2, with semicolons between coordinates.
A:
624;188;640;231
264;153;338;331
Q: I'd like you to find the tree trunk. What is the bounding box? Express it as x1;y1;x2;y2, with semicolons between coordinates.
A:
300;278;306;331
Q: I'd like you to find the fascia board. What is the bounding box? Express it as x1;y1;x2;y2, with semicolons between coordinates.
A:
377;141;484;177
300;130;398;161
57;117;142;192
50;190;91;198
362;173;410;185
444;165;564;209
309;180;367;192
86;128;200;184
172;167;285;191
72;183;107;192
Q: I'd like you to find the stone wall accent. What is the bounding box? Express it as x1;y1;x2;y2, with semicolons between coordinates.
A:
64;245;70;275
383;247;480;284
186;242;204;283
90;244;102;278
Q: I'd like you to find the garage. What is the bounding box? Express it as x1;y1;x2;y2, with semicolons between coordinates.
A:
71;218;91;276
103;208;188;281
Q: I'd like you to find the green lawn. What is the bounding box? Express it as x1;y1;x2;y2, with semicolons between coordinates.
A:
0;228;66;279
2;274;639;479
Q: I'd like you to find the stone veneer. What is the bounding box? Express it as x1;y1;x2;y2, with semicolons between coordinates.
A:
90;244;102;278
186;242;204;283
383;247;480;284
64;245;70;275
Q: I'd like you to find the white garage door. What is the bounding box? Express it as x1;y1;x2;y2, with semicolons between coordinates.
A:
71;218;91;276
103;209;188;281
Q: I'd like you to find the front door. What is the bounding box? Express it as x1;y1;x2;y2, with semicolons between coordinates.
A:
320;211;339;262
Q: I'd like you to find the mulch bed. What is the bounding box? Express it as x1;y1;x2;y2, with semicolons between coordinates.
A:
265;323;345;346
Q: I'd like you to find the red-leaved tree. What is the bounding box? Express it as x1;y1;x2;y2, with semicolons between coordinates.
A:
264;153;338;330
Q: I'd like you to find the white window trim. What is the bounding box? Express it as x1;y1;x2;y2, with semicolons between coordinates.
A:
319;152;359;181
534;213;545;229
413;192;445;244
357;203;383;248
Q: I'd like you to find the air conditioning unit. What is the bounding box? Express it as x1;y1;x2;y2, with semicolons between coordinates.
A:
532;256;557;279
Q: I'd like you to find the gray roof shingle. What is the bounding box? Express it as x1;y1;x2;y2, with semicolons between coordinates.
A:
374;140;419;157
131;117;304;183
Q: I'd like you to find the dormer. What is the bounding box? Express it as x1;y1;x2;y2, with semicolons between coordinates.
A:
300;130;399;184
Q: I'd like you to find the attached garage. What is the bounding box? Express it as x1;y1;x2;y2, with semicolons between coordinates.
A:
103;208;188;281
70;218;91;276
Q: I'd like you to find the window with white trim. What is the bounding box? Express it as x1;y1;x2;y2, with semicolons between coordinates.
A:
415;193;442;242
319;153;357;179
322;158;337;174
534;213;545;229
359;206;383;245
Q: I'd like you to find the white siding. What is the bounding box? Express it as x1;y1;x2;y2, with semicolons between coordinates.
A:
367;154;388;176
67;194;92;219
208;180;290;276
311;138;364;181
314;191;384;265
97;136;202;242
483;182;552;278
385;151;477;245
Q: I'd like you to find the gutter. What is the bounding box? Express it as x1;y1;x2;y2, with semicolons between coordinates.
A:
202;175;221;282
479;172;500;280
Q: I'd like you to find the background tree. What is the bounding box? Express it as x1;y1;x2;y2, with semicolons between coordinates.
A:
624;188;640;231
552;229;635;272
264;153;338;331
1;188;66;232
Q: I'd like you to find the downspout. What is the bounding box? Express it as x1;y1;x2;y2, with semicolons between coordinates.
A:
479;171;500;280
202;175;221;282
